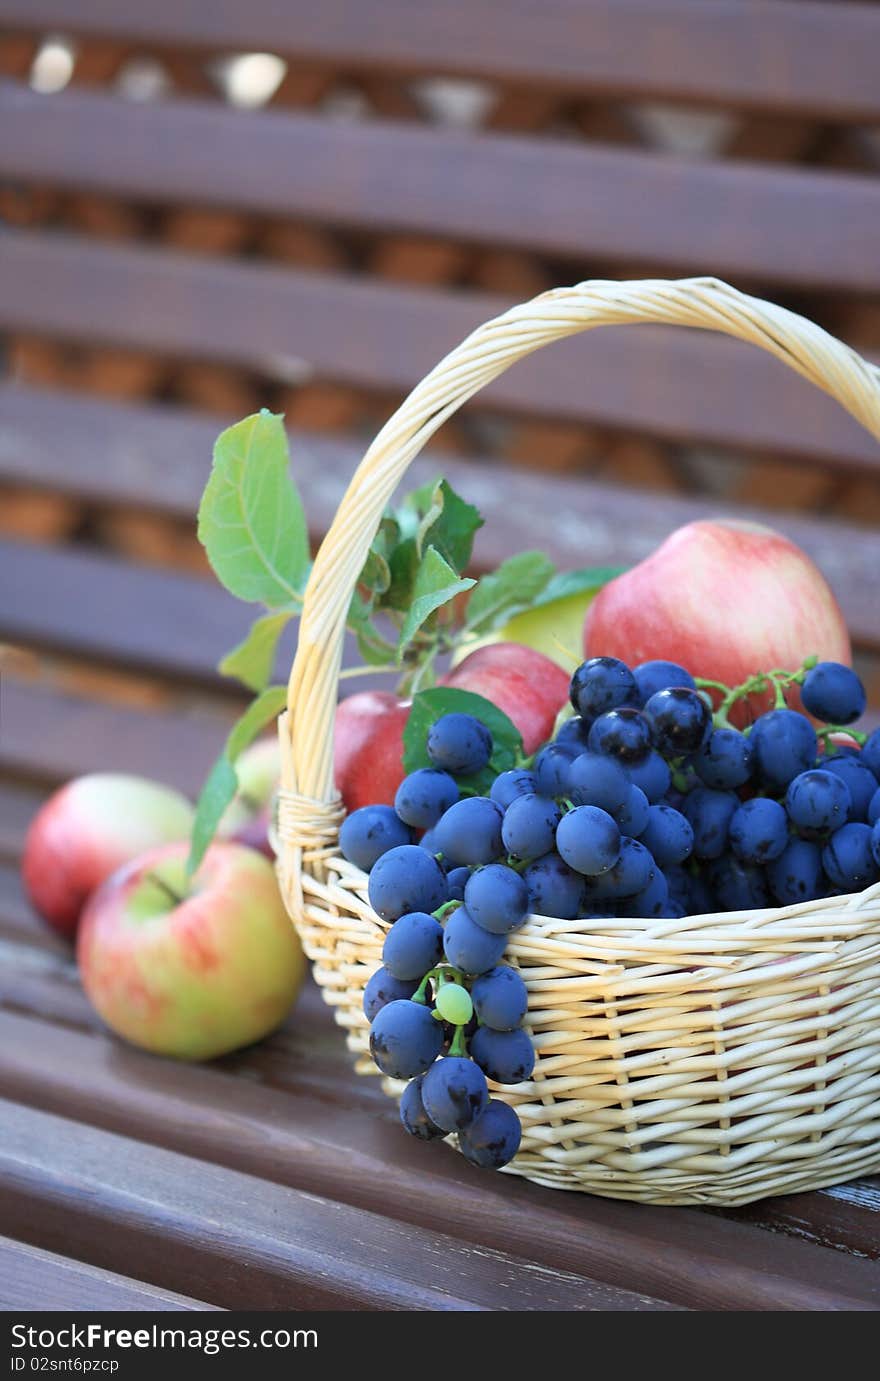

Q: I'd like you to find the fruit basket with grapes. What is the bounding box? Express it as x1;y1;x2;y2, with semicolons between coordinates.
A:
198;279;880;1206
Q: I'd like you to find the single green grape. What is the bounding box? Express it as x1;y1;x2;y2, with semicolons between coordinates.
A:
435;982;473;1026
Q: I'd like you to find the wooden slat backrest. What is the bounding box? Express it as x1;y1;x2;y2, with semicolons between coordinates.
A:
2;230;879;473
3;81;880;293
1;1;878;120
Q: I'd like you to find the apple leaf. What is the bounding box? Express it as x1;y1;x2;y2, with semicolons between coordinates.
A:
408;478;484;571
403;686;523;784
198;410;310;607
397;546;474;662
347;592;398;666
186;685;288;877
533;565;626;607
465;551;556;634
218;611;291;692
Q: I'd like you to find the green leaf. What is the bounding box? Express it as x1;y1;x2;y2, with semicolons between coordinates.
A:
225;685;288;760
397;546;474;660
403;686;523;780
198;410;310;607
533;565;626;608
347;592;397;666
465;551;556;634
186;755;239;879
218;611;291;693
411;478;483;571
186;684;289;878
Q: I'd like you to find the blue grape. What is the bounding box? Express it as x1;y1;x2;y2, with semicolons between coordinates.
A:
339;805;412;873
569;657;639;719
801;662;866;726
710;857;770;911
363;966;419;1021
822;756;877;822
682;788;738;860
555;805;621;876
464;863;529;934
458;1099;522;1169
490;768;536;810
443;907;508;975
369;999;444;1079
822;823;879;892
567;752;630;814
687;871;715;914
643;688;712;757
554;716;592;751
623;868;669;918
750;709;817;791
394;768;459;829
869;787;880;828
640;804;694;866
368;845;449;921
862;730;880;779
523;852;583;919
766;839;823;906
659;901;687;919
533;743;577;797
664;862;690;906
427;713;492;775
501;793;561;862
400;1076;445;1140
447;865;471;901
434;797;504;866
588;708;652;763
615;785;650;838
471;1027;535;1084
693;728;753;790
588;837;655;899
633;660;696;706
382;911;444;980
785;769;852;837
421;1056;489;1132
729;798;788;865
471;964;528;1031
872;820;880;866
626;749;671;803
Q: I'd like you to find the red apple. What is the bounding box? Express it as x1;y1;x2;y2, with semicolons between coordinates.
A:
584;520;851;694
444;642;570;753
22;774;194;940
218;737;280;858
77;841;305;1060
334;690;410;812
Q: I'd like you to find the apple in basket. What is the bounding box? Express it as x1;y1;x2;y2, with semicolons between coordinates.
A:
584;520;851;700
333;644;569;812
77;841;305;1059
22;774;195;939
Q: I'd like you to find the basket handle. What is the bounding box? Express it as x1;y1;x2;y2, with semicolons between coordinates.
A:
282;277;880;806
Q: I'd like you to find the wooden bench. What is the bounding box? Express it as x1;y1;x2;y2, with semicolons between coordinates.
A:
1;2;879;1309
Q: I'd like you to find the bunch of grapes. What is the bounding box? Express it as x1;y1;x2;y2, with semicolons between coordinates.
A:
340;661;880;1170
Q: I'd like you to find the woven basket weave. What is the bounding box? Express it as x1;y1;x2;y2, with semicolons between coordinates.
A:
276;278;880;1206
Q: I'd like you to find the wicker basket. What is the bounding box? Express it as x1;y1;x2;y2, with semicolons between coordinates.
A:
276;278;880;1206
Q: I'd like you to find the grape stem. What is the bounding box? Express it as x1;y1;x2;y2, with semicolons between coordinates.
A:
816;725;867;747
449;1025;469;1058
433;900;462;921
695;654;819;731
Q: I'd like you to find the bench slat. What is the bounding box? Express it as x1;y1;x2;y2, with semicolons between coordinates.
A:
0;1234;222;1311
0;1;878;120
0;1000;877;1308
0;1094;678;1310
4;81;880;292
2;232;879;473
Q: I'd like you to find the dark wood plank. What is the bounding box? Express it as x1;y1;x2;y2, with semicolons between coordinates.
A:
0;1235;223;1311
1;1006;879;1310
0;1097;678;1310
2;230;879;473
4;80;880;291
0;783;45;861
0;677;232;794
0;2;878;120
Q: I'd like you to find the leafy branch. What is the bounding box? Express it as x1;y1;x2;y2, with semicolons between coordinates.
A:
189;410;624;875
